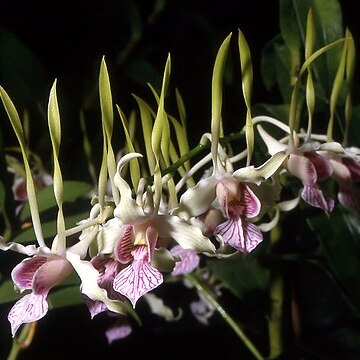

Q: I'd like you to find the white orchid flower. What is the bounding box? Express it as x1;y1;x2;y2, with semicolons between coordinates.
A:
96;153;215;308
256;122;336;215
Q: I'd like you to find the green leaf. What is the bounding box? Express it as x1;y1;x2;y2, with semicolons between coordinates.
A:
282;0;343;91
207;250;270;311
279;0;302;82
307;207;360;313
19;181;92;221
48;286;83;310
261;36;293;102
0;280;22;304
14;211;91;244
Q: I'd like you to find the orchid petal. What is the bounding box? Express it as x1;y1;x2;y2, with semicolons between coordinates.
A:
154;214;216;254
257;206;280;232
278;193;301;212
0;86;45;247
32;257;72;295
66;251;127;315
11;256;47;292
286;153;317;186
85;258;124;318
114;197;145;226
83;296;108;319
346;159;360;182
215;217;245;252
8;293;48;337
0;238;38;256
170;245;200;276
257;125;288;155
215;181;230;217
113;247;163;308
338;186;360;212
174;176;218;219
114;225;134;264
301;185;334;215
190;299;214;325
144;293;182;321
211;33;232;173
48;80;66;255
319;141;344;153
215;218;263;253
241;184;261;218
13;177;27;202
105;319;132;344
305;153;333;181
330;159;352;187
145;225;158;260
114;153;143;201
69;225;99;259
96;218;122;255
242;222;264;252
233;152;288;185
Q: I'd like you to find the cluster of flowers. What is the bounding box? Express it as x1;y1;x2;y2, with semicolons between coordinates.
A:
0;30;358;344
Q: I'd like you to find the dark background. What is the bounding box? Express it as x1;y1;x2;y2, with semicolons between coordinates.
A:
0;1;358;359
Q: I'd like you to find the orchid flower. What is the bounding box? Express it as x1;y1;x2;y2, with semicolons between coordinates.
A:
328;146;360;211
0;82;128;337
6;154;53;215
173;34;287;254
257;123;336;215
95;153;215;308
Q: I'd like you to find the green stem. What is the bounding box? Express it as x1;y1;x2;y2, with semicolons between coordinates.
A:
7;323;36;360
268;225;284;358
185;273;264;360
163;129;245;178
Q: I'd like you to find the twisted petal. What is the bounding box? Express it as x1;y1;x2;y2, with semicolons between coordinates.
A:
215;218;263;253
114;153;145;223
301;185;334;215
8;293;48;337
113;246;163;307
170;245;200;276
